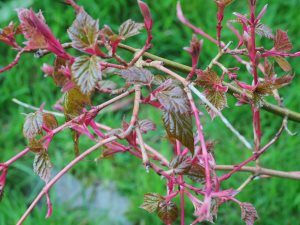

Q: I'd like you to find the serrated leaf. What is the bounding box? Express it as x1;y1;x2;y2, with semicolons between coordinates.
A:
33;150;52;183
162;111;194;154
72;55;102;94
255;23;273;39
240;202;259;225
119;19;144;39
64;86;91;120
119;67;153;85
43;113;58;130
273;56;291;72
169;155;192;175
187;163;206;183
196;69;223;90
68;11;99;52
157;82;190;114
23;111;43;139
157;201;178;224
274;30;292;52
204;88;227;119
140;193;164;213
139;119;156;134
28;138;44;153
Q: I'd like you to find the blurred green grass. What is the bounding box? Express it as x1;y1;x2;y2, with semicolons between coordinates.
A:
0;0;299;224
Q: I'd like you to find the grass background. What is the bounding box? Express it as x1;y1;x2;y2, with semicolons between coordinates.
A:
0;0;299;224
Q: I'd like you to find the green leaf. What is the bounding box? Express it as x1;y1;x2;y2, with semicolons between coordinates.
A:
23;111;43;139
43;113;58;130
240;202;259;225
68;11;99;51
274;30;292;52
33;150;52;183
204;89;227;118
140;193;164;213
162;111;194;154
157;201;178;224
169;155;192;175
72;55;102;94
119;67;153;85
119;19;144;39
64;86;91;120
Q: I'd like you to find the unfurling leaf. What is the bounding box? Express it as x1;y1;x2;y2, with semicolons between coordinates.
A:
72;55;102;94
139;119;156;133
17;9;66;56
138;1;153;32
255;23;273;39
33;150;52;183
169;155;192;175
119;67;153;85
196;69;228;118
64;86;91;120
157;201;179;224
43;113;58;130
23;111;43;139
273;56;291;72
52;57;69;87
119;19;144;39
0;21;20;47
68;11;99;52
140;193;164;213
274;30;292;52
240;202;259;225
162;111;194;154
28;138;44;153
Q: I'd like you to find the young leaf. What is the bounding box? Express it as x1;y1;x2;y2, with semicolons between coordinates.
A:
156;81;190;114
119;67;153;85
28;138;44;153
157;201;179;224
274;30;292;52
119;19;144;39
162;111;194;154
72;55;102;94
23;111;43;139
0;21;20;47
214;0;235;7
98;80;117;91
169;155;192;175
187;163;206;183
255;23;273;39
68;11;99;52
43;113;58;130
204;88;227;118
273;56;291;72
33;150;52;183
140;193;164;213
138;1;153;32
64;86;91;120
138;119;156;134
240;202;259;225
52;57;69;87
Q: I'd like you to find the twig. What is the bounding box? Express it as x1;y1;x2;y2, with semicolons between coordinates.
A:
136;126;150;171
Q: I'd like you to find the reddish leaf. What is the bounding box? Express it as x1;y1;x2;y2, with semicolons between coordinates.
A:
274;30;292;52
187;163;206;183
23;111;43;139
184;34;203;66
140;193;164;213
162;111;194;154
214;0;235;7
17;9;66;57
138;1;153;32
157;201;179;224
72;55;102;94
119;19;144;40
0;21;20;47
139;119;156;134
68;11;99;52
52;57;69;87
43;113;58;130
28;138;44;153
119;67;153;85
240;202;259;225
169;155;192;175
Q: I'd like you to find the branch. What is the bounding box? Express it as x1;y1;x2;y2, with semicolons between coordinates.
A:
118;43;300;123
